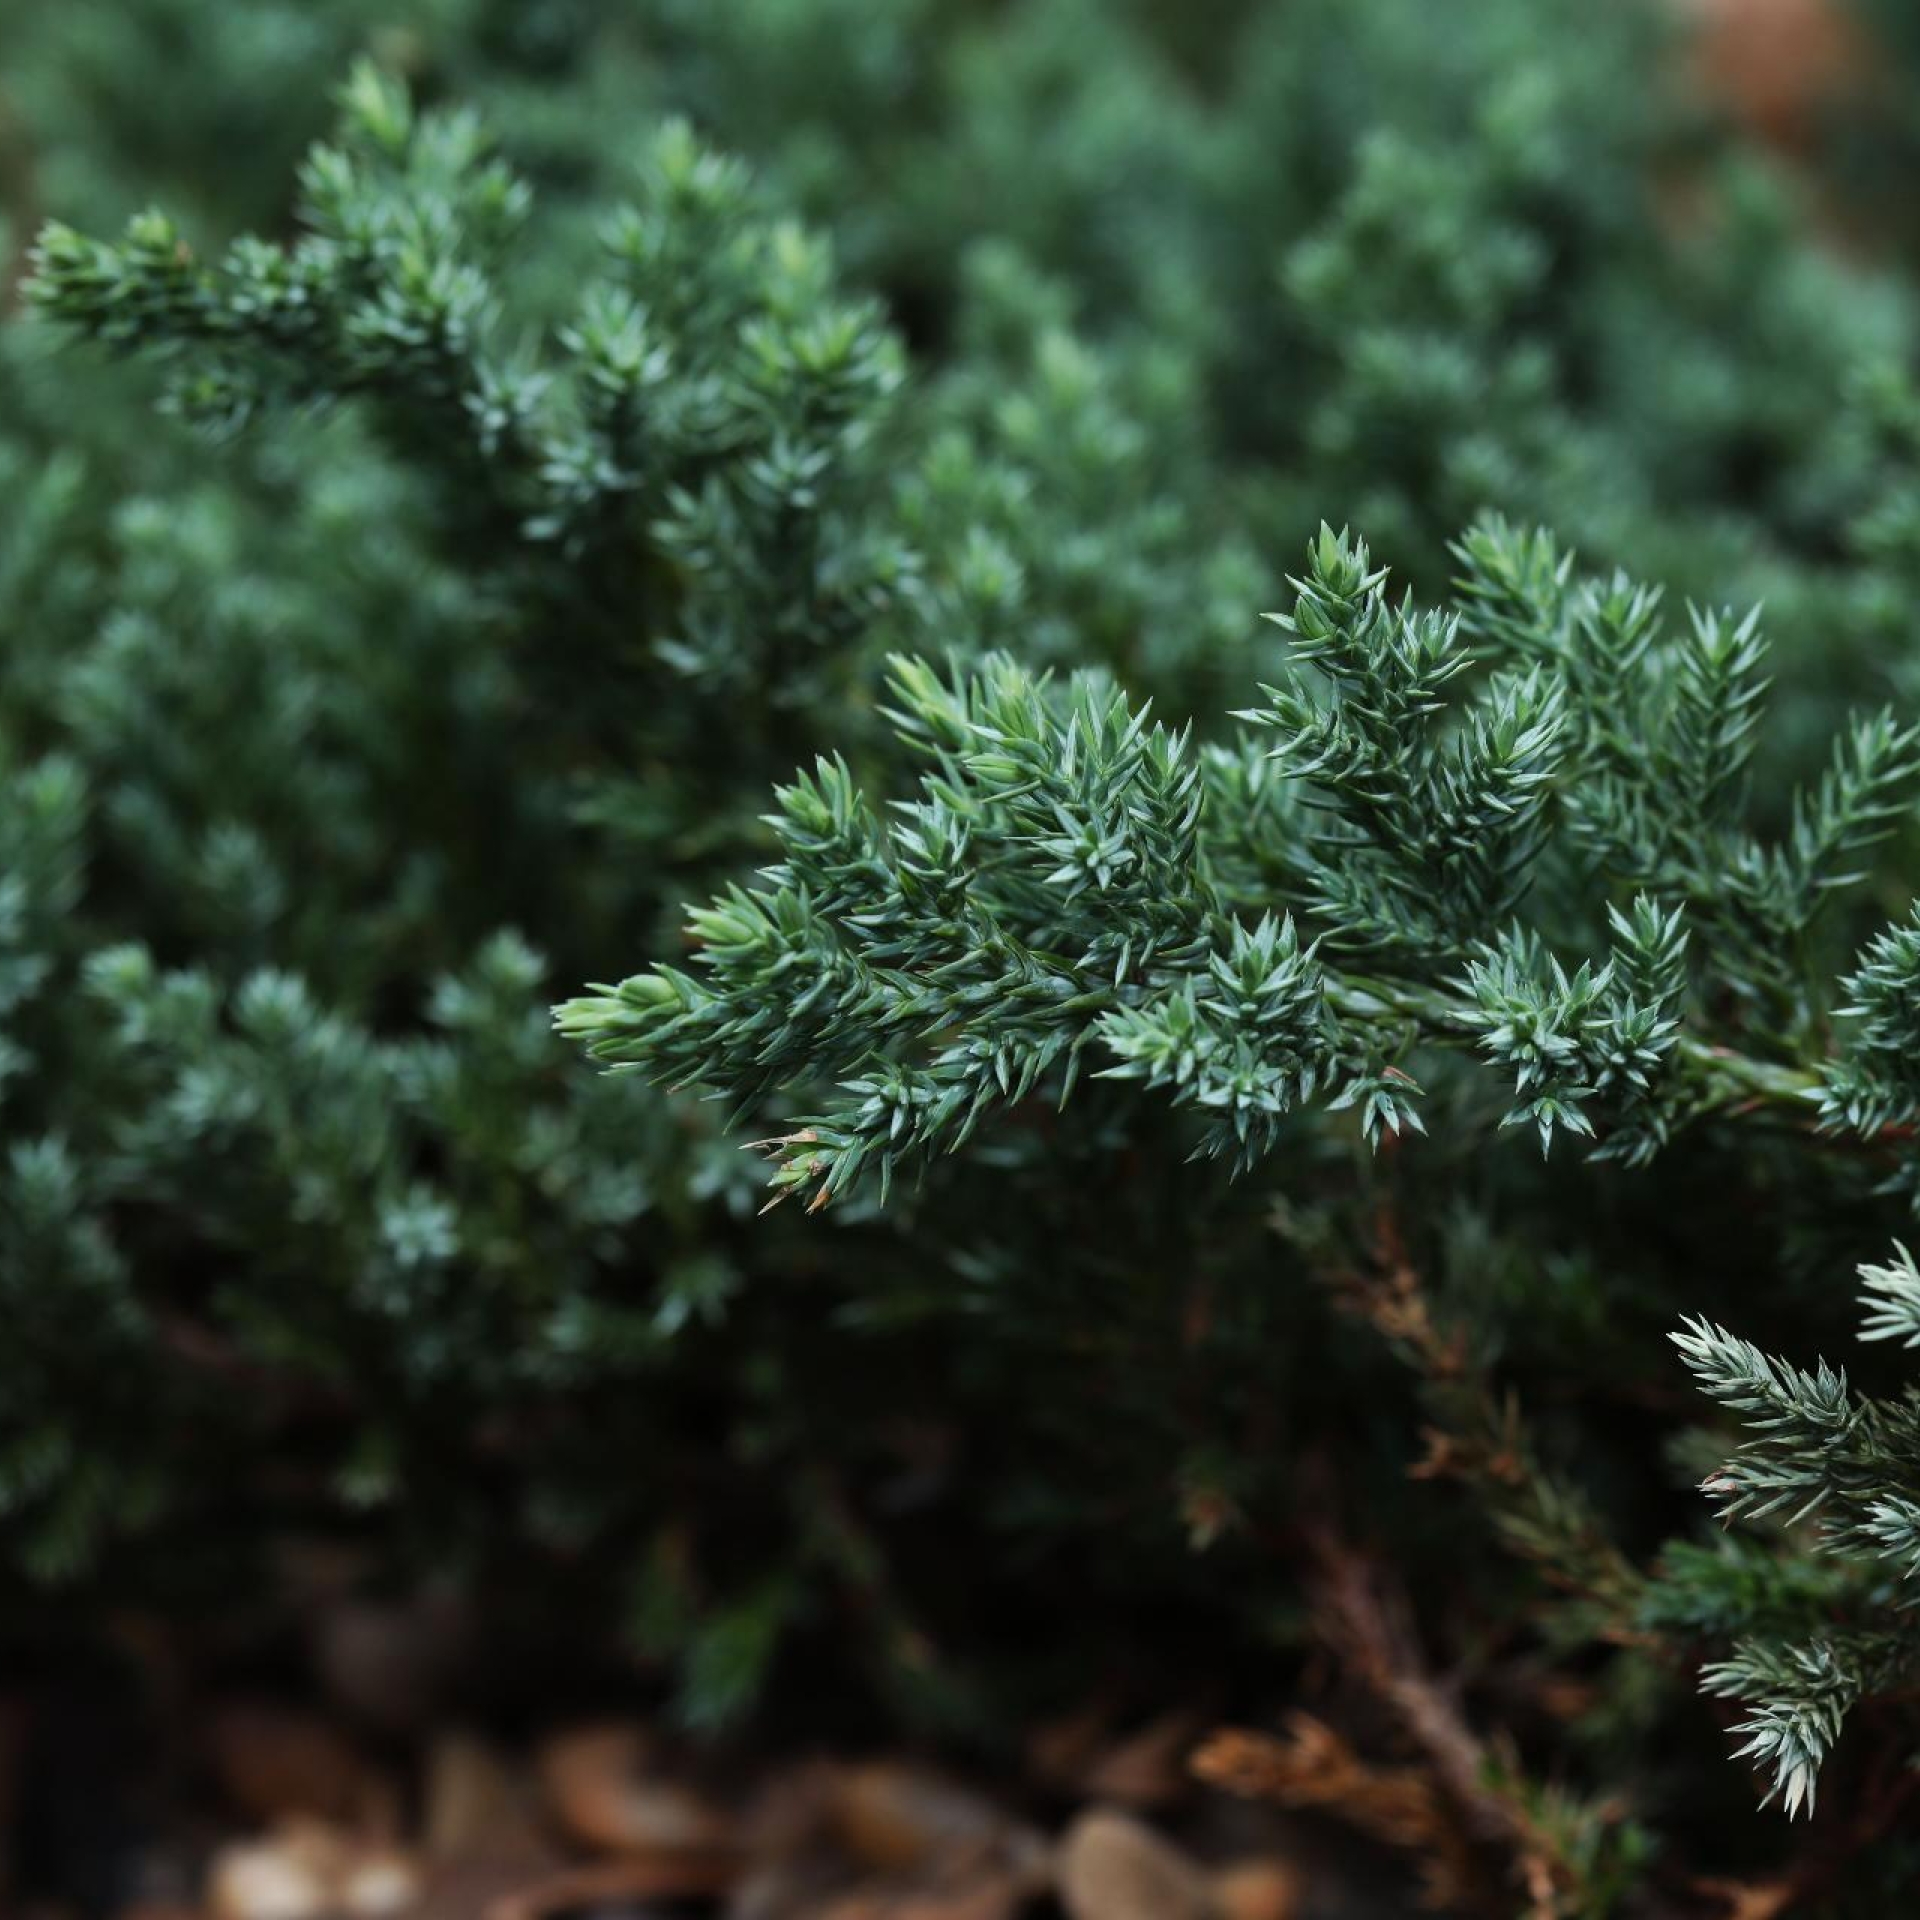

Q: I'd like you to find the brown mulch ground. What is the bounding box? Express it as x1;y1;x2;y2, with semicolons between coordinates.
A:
4;1686;1399;1920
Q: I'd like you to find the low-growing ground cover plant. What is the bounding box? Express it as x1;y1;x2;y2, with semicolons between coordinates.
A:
16;2;1920;1909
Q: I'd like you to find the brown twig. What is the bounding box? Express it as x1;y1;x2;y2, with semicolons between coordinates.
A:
1200;1510;1632;1917
1195;1714;1477;1908
484;1849;742;1920
1317;1197;1650;1639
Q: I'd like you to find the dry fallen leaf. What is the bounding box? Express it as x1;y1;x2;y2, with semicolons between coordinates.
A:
535;1722;734;1856
484;1852;742;1920
1212;1857;1304;1920
816;1872;1029;1920
829;1764;1018;1873
725;1760;1047;1920
1080;1713;1205;1810
404;1735;573;1920
419;1733;547;1864
728;1849;1031;1920
209;1830;334;1920
1691;1876;1802;1920
1193;1718;1473;1907
728;1851;856;1920
208;1819;421;1920
1057;1809;1220;1920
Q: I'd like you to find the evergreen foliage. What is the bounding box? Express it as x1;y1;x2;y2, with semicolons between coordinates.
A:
17;3;1920;1906
562;521;1914;1198
1674;1244;1920;1817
